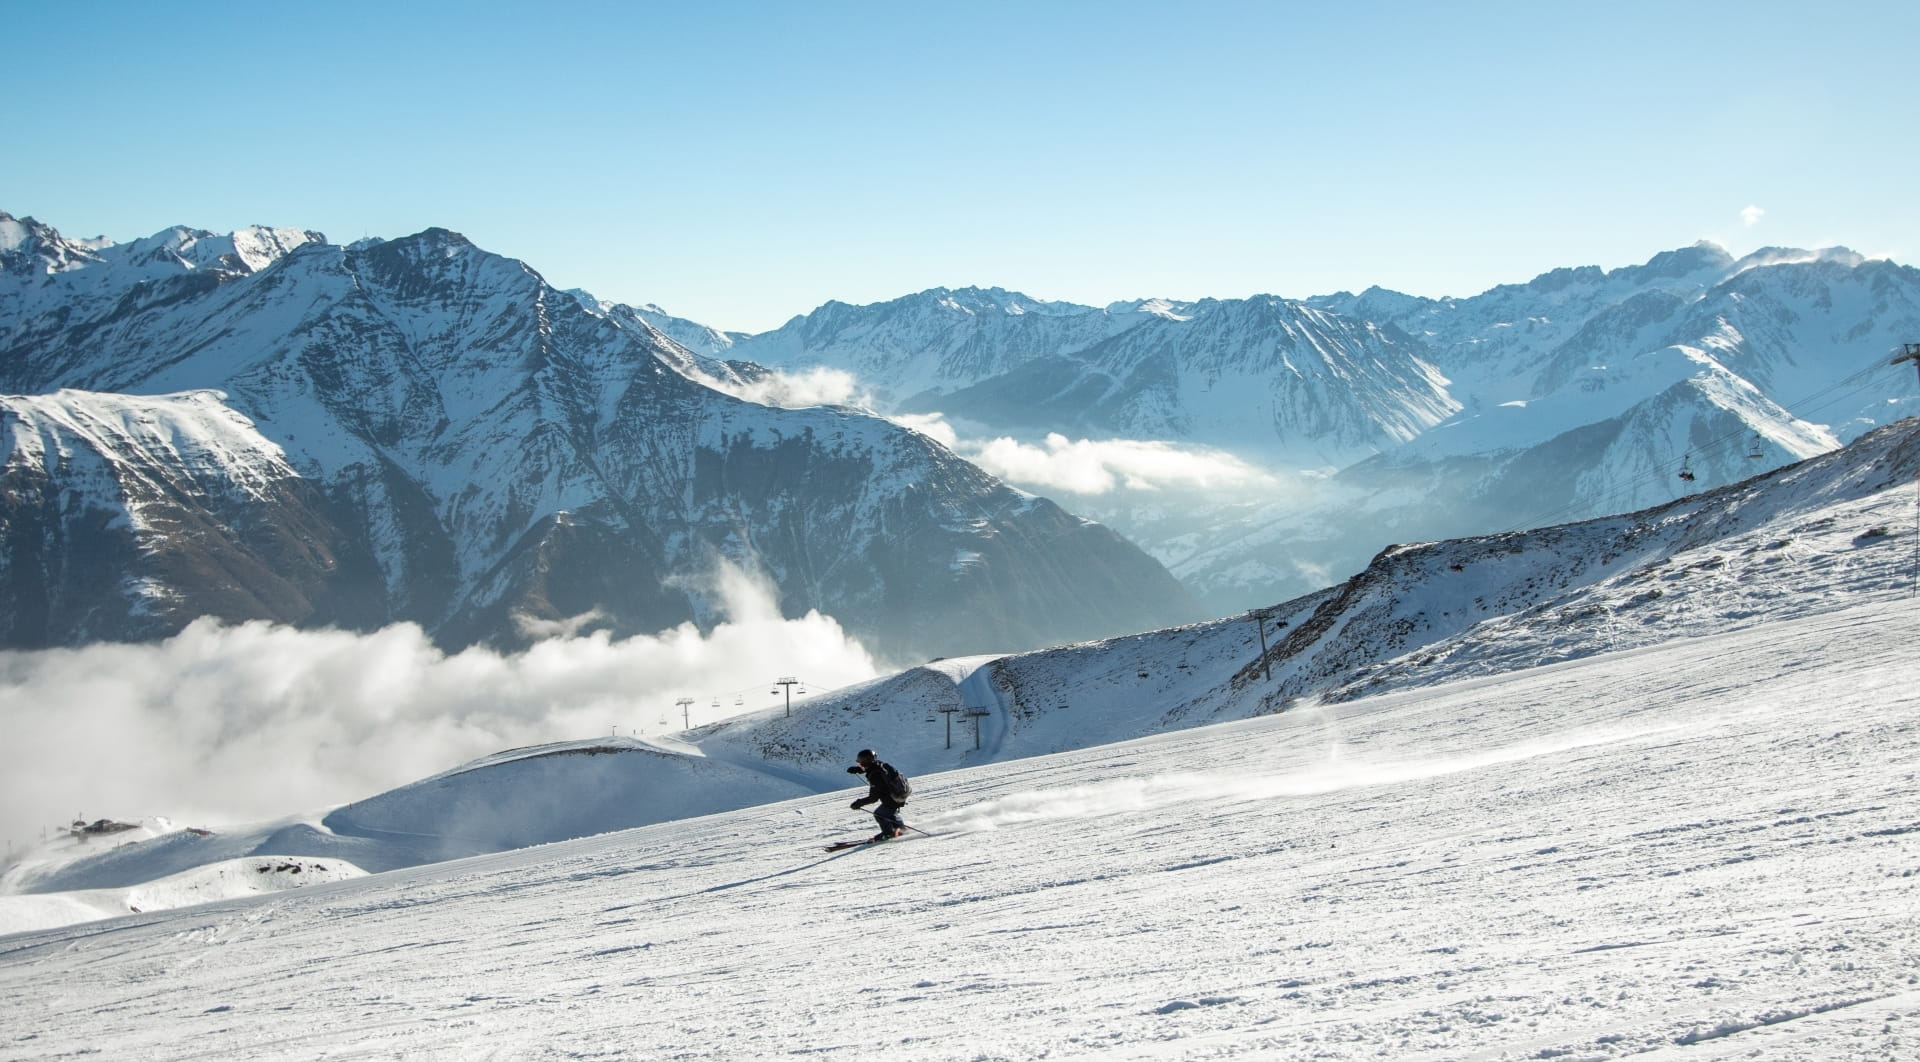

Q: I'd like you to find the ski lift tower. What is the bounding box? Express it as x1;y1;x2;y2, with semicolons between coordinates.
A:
935;706;963;749
1248;606;1285;682
676;696;694;729
772;676;800;718
929;706;960;748
965;708;992;750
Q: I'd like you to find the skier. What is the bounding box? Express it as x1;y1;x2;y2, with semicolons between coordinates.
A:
846;748;911;842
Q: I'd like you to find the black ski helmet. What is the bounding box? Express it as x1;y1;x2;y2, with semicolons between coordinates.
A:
855;748;876;762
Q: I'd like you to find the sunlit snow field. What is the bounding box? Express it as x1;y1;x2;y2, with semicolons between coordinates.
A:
3;597;1915;1060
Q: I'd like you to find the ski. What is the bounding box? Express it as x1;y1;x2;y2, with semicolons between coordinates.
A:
824;831;922;852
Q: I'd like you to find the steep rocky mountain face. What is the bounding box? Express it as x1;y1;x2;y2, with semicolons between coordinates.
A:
727;287;1456;467
915;296;1457;467
0;212;1199;659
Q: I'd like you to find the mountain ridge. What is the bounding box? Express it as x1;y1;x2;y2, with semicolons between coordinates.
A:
0;213;1198;658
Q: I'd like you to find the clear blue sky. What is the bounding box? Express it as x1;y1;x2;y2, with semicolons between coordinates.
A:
9;0;1915;333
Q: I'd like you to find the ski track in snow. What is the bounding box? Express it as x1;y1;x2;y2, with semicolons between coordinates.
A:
1;599;1916;1059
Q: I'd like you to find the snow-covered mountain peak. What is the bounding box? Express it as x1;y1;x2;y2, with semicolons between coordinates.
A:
0;212;326;292
0;211;107;276
1497;243;1732;303
0;212;33;254
116;223;325;277
1633;240;1736;280
1730;244;1869;274
226;226;325;273
1105;296;1196;321
908;285;1092;318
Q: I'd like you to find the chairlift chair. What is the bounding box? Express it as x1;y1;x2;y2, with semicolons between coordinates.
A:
1747;433;1764;459
1678;453;1696;482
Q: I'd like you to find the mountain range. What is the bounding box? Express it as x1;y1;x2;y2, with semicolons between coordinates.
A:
5;208;1918;653
0;212;1196;659
706;245;1920;609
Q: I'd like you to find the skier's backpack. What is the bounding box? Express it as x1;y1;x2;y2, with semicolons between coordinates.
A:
878;762;912;802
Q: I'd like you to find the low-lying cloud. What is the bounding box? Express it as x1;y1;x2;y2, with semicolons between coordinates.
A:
723;375;1280;498
967;432;1278;495
718;366;872;410
0;561;881;857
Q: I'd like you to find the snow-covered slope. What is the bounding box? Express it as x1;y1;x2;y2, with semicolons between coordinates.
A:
0;736;815;908
0;593;1912;1058
697;416;1920;778
17;416;1916;922
0;853;362;937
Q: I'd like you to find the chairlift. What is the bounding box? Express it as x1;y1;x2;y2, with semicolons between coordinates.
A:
1747;433;1764;460
1677;453;1696;482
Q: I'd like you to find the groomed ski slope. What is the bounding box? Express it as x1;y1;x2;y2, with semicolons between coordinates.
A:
2;597;1915;1060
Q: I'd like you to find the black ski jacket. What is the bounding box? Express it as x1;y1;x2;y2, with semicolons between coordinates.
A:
853;762;907;809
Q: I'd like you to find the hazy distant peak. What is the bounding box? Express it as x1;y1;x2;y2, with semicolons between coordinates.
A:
1105;297;1195;321
1522;263;1608;294
1633;242;1735;279
912;285;1095;317
1732;245;1867;272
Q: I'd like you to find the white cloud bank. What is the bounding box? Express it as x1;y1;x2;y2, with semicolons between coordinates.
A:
0;561;881;853
718;375;1280;499
716;366;872;410
1742;204;1765;227
966;432;1279;495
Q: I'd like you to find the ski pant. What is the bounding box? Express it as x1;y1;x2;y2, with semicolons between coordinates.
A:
873;801;906;835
